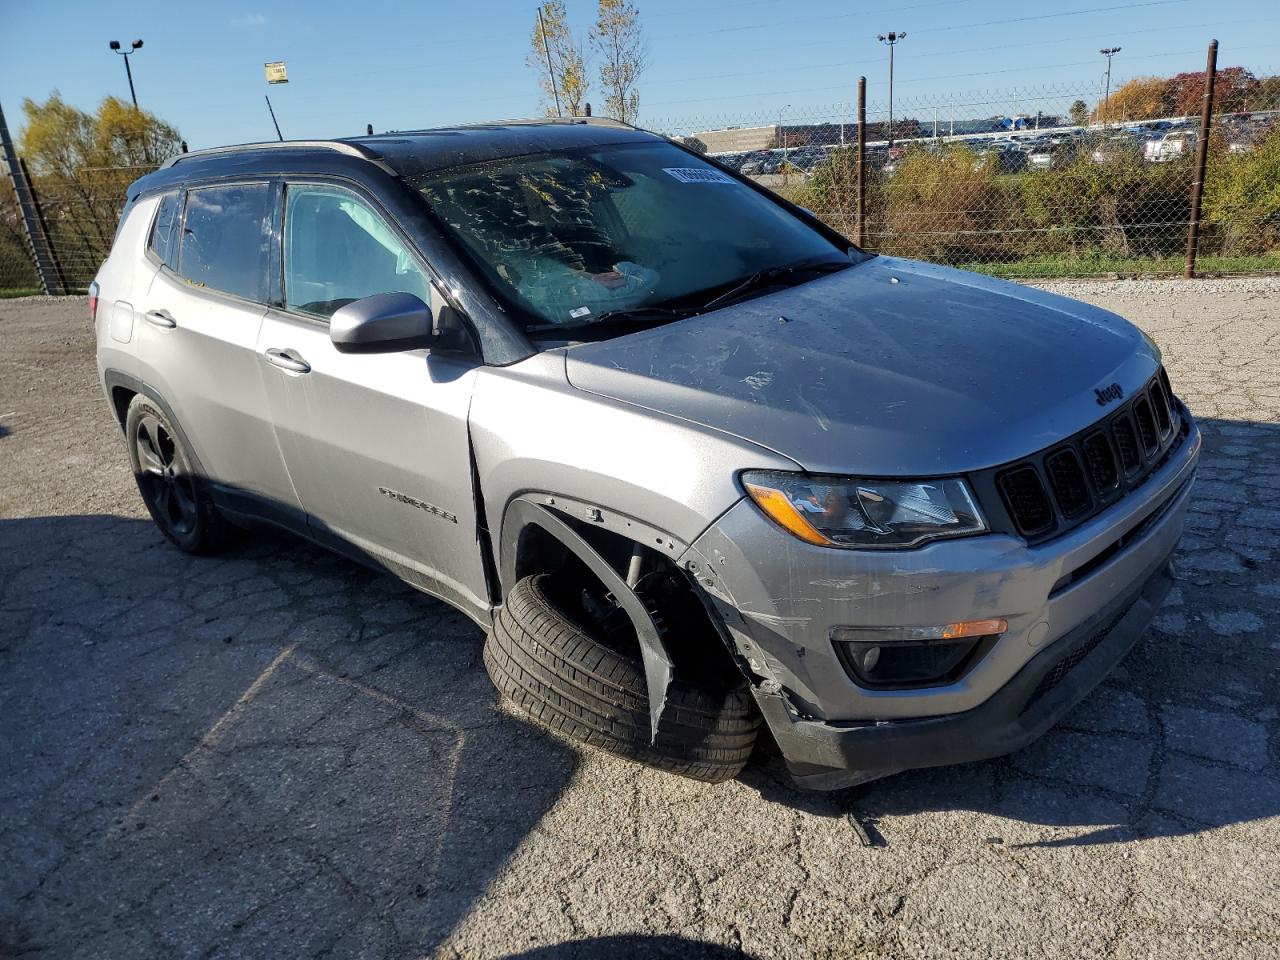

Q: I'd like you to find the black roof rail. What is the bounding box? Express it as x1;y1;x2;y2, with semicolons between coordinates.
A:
455;116;637;130
160;139;385;170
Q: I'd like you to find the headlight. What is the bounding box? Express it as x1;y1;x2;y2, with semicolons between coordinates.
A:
741;470;986;549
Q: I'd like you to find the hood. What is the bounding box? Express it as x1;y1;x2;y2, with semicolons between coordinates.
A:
563;256;1159;475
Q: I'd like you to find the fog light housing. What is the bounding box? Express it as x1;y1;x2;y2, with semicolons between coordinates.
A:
833;619;1006;689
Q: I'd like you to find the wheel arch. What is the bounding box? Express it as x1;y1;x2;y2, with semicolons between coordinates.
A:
102;370;210;478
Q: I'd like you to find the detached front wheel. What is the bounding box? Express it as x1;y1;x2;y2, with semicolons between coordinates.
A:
125;394;228;554
484;574;760;783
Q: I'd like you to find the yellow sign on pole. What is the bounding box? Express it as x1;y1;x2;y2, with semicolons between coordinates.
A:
264;61;288;84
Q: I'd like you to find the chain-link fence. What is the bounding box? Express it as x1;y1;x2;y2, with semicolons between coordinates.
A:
0;154;152;296
1;173;42;295
3;48;1278;294
653;58;1280;278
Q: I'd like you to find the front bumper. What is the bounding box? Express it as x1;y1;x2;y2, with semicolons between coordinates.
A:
681;412;1199;786
756;557;1172;789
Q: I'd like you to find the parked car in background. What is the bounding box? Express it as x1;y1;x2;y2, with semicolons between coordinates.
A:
1091;132;1143;164
1026;141;1076;170
975;146;1029;175
1145;130;1195;163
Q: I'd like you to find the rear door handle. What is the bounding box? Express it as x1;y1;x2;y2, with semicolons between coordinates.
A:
264;348;311;374
144;309;176;328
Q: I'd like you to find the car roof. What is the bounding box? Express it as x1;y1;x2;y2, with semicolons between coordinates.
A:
193;118;648;172
131;118;659;196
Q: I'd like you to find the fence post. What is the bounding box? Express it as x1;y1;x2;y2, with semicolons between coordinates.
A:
1184;39;1218;279
856;76;866;248
20;157;68;295
0;100;61;295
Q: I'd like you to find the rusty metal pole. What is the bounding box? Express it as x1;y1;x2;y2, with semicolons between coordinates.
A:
856;76;867;247
0;100;60;295
19;157;68;295
1184;39;1217;279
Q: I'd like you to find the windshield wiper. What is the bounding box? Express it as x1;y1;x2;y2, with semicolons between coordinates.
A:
698;258;852;312
524;304;696;337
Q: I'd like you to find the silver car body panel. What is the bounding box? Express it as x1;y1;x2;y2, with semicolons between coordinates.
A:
469;351;799;565
256;304;491;623
565;256;1159;476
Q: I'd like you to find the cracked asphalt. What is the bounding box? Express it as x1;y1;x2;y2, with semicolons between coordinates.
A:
2;279;1278;960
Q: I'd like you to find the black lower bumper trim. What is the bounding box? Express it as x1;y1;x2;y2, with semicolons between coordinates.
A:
756;557;1174;791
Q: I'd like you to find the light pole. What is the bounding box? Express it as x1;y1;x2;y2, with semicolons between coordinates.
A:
877;32;906;149
109;39;144;108
1100;46;1121;127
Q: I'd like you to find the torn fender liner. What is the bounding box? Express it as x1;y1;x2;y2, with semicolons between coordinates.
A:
499;498;674;743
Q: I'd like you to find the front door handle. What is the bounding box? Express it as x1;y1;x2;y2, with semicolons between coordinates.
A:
144;309;176;328
264;348;311;374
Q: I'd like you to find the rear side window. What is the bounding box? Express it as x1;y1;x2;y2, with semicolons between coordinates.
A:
177;183;273;302
148;191;182;269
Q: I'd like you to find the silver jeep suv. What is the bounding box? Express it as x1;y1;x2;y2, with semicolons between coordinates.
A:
93;119;1199;789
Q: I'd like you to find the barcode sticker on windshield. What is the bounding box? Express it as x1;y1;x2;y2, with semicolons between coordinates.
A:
663;167;735;184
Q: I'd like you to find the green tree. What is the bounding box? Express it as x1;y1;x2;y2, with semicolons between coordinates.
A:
528;1;589;117
1069;99;1089;126
591;0;646;124
18;92;181;280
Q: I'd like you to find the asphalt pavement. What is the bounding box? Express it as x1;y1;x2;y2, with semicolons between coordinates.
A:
2;279;1278;959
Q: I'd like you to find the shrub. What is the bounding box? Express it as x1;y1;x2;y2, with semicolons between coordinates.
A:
878;145;1012;262
1014;147;1191;258
1203;126;1280;254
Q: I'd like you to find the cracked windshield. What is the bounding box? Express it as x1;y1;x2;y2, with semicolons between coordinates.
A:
415;140;854;331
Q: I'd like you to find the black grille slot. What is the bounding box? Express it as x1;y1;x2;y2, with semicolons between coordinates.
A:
1159;367;1173;408
1082;432;1119;493
1045;449;1092;517
1133;397;1159;454
997;466;1055;536
975;371;1187;546
1149;384;1172;436
1113;414;1141;473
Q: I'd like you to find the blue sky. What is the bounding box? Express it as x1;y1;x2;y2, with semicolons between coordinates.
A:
3;0;1277;147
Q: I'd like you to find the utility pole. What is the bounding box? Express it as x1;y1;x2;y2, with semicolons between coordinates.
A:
877;32;906;148
537;5;563;118
109;39;144;108
1100;46;1121;127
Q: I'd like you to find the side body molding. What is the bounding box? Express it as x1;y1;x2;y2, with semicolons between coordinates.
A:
500;498;673;743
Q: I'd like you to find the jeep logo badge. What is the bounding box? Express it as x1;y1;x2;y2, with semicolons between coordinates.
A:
1094;383;1124;406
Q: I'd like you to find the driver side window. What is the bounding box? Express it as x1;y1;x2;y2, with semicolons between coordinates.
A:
283;184;434;319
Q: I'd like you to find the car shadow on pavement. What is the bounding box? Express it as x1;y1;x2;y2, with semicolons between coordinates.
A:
0;514;581;958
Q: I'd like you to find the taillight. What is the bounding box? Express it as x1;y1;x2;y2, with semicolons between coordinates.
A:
89;281;100;323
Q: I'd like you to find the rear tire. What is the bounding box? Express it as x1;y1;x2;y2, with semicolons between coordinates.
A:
485;574;760;783
125;394;229;554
